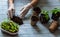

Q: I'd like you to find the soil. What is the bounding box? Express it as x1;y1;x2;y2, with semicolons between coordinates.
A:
11;15;23;25
31;16;38;21
33;7;41;14
51;12;60;21
40;14;50;24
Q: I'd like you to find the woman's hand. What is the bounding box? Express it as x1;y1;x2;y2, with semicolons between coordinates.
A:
8;4;15;18
19;3;33;19
19;0;38;19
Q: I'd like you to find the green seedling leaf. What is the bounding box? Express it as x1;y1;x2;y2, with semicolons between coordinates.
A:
52;8;60;14
41;10;49;20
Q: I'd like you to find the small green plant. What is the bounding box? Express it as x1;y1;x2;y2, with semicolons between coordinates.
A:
40;10;50;23
51;8;60;20
41;10;49;20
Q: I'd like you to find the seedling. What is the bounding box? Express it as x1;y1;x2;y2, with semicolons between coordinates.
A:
40;10;50;23
51;8;60;20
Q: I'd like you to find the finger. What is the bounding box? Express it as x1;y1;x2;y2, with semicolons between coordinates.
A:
20;7;25;11
21;7;29;14
11;9;15;15
20;8;29;18
8;10;11;18
8;8;15;17
20;8;26;15
8;10;13;18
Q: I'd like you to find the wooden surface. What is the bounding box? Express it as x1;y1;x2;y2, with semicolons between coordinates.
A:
0;0;60;37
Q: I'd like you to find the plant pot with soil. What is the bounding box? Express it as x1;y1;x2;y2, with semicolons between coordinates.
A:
33;7;41;16
40;10;50;24
49;20;59;33
31;15;39;26
51;8;60;21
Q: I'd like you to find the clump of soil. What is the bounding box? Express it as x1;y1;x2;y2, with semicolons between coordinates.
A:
33;7;41;16
11;15;23;25
33;7;41;13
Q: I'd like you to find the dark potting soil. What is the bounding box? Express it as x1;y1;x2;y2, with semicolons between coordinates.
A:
11;15;23;25
33;7;41;14
51;12;60;21
31;16;38;21
40;14;50;24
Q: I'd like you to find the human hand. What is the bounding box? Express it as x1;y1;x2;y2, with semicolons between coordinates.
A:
8;4;15;18
19;3;33;19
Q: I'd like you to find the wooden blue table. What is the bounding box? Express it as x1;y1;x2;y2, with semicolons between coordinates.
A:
0;0;60;37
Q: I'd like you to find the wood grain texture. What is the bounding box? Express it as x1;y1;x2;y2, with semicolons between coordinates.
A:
0;0;60;37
